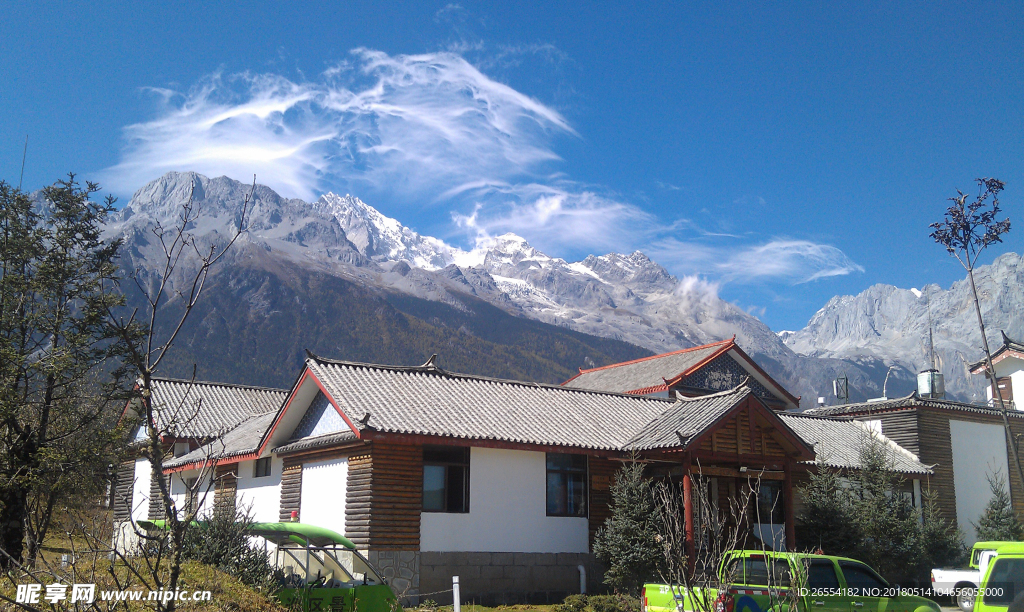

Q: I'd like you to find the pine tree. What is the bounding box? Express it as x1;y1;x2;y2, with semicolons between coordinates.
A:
851;436;922;582
593;460;666;596
919;486;966;571
796;459;861;556
974;470;1024;541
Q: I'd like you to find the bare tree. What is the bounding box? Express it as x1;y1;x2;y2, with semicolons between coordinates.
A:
929;178;1023;490
655;467;754;612
105;175;255;611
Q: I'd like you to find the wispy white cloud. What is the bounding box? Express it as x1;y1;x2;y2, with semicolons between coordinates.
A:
102;47;864;287
650;237;865;285
101;49;577;203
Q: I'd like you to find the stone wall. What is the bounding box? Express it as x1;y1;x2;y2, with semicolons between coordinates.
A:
367;550;420;601
419;552;602;606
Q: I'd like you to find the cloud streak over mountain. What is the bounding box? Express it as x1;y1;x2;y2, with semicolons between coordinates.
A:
102;47;864;288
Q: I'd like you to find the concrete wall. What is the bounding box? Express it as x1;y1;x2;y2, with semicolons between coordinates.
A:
168;471;215;519
300;457;348;534
950;419;1010;544
420;447;589;554
131;458;151;523
418;551;600;606
236;457;284;523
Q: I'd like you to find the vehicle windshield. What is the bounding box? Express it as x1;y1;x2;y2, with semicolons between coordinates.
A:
274;545;385;589
983;558;1024;609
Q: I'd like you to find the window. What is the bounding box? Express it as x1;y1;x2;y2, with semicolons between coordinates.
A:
839;561;888;590
983;557;1024;605
254;457;272;478
756;481;785;524
173;442;190;457
807;560;840;590
422;446;469;513
546;454;587;517
740;557;791;587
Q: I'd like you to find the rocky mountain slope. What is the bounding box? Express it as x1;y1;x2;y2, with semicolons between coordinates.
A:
783;253;1024;402
101;172;950;403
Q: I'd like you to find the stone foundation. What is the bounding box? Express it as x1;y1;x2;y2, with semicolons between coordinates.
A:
418;552;602;606
367;550;421;600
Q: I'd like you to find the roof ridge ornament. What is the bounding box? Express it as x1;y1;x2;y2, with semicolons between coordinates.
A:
421;354;439;369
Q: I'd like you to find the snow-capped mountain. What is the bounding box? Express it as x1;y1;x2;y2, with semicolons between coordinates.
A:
104;172;982;404
312;192;464;270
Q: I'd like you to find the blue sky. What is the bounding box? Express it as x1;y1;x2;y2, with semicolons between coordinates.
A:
2;1;1022;331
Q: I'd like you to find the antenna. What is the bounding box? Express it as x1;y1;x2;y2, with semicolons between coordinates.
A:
926;291;937;370
18;135;27;191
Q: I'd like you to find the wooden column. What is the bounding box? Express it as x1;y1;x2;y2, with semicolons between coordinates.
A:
683;470;695;572
784;460;795;551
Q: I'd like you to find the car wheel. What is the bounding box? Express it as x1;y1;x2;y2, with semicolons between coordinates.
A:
958;586;976;612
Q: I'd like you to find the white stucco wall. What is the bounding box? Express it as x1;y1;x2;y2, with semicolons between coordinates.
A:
168;471;215;519
299;457;348;535
950;419;1011;545
236;457;284;523
131;458;152;522
986;357;1024;409
420;447;590;553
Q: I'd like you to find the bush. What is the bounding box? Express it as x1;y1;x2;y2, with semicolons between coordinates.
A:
555;594;589;612
588;594;640;612
181;506;278;592
556;594;640;612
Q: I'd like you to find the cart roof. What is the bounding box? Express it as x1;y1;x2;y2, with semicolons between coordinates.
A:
136;520;355;549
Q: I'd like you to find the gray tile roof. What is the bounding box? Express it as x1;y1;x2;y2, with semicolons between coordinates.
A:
307;356;677;451
561;341;729;393
273;430;360;455
778;413;932;475
626;386;759;450
802;392;1024;419
165;412;279;469
970;331;1024;371
149;378;288;438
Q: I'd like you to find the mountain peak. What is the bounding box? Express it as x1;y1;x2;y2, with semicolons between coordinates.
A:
313;192;453;269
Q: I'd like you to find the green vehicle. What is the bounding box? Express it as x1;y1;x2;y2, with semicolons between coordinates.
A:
644;550;941;612
139;520;397;612
973;542;1024;612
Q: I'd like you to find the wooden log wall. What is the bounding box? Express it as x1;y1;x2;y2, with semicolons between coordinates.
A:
214;463;238;517
588;456;618;549
112;460;136;523
279;460;302;522
147;470;166;521
346;451;373;548
363;442;422;550
867;411;920;455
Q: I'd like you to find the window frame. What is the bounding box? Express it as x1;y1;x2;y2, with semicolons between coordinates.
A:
756;480;786;525
253;457;273;478
422;446;470;514
545;453;589;518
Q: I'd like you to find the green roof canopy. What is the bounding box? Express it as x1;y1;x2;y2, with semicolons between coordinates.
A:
136;520;355;549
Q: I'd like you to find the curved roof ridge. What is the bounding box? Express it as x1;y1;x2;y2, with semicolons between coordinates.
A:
305;354;678;403
571;338;734;376
150;376;288;394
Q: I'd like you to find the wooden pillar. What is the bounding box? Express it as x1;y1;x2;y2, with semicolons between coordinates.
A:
683;470;695;572
784;461;795;551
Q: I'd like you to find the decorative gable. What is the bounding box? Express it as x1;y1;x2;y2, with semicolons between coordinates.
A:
288;391;350;441
679;353;777;403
